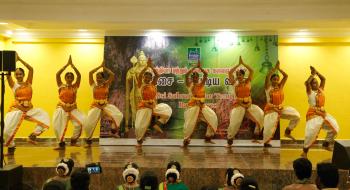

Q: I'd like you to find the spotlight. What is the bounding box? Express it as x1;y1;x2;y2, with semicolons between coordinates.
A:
215;31;238;48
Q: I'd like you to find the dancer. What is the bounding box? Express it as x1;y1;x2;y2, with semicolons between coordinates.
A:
262;61;300;147
182;61;218;147
135;58;172;147
4;53;50;155
226;56;264;147
53;56;85;150
302;66;339;158
84;61;123;146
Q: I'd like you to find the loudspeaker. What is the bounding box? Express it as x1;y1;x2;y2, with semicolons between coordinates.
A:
0;50;16;72
332;140;350;169
0;165;23;190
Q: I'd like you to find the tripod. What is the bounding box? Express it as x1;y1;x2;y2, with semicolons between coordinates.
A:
0;71;8;168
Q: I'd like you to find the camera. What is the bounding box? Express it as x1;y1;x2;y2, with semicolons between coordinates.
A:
86;163;102;174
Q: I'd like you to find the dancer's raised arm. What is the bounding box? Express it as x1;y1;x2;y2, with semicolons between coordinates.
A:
89;63;103;86
240;56;253;82
56;60;70;87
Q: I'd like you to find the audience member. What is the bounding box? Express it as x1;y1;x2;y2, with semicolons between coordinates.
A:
140;170;158;190
316;162;339;190
220;168;244;190
117;162;141;190
239;177;259;190
282;158;317;190
42;180;66;190
44;158;74;190
70;169;90;190
159;161;189;190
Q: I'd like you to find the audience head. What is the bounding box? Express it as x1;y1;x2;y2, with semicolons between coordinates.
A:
56;158;74;177
293;157;312;180
123;162;139;184
316;162;339;189
43;180;66;190
239;176;259;190
70;169;90;190
226;168;244;188
140;170;158;190
166;161;181;183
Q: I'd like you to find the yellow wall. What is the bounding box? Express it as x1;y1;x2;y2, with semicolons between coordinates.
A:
0;37;6;49
4;38;104;138
279;37;350;140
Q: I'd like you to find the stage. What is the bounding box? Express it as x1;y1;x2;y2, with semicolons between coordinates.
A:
2;139;349;190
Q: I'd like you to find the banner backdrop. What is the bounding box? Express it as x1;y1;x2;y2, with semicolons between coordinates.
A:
102;36;278;140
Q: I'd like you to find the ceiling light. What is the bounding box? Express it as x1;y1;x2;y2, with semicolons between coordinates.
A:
0;22;8;25
78;29;88;32
6;30;13;35
215;31;238;48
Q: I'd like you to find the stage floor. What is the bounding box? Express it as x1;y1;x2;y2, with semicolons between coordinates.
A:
4;140;331;169
3;141;348;190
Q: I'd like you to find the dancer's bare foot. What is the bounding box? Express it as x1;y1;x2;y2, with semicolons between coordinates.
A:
136;140;143;148
27;138;38;145
71;143;80;147
264;143;272;148
53;146;65;150
252;139;261;144
181;139;190;148
284;133;296;142
226;139;233;148
204;137;215;144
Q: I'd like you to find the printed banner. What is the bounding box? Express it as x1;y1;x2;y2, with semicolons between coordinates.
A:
101;36;278;140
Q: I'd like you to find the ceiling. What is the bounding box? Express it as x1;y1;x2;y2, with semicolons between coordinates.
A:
1;0;350;38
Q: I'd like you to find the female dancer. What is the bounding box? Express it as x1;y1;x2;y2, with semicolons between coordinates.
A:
263;61;300;147
53;56;85;149
226;56;264;147
135;58;172;147
84;61;123;146
183;61;218;147
302;66;339;157
4;54;50;155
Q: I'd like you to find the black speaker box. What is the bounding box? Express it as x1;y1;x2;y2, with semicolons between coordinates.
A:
332;140;350;169
0;165;23;190
0;50;16;72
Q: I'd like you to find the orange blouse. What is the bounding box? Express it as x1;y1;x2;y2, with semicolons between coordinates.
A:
306;89;326;120
269;87;284;106
11;83;33;111
93;84;109;100
138;84;157;109
235;81;251;98
58;85;77;112
15;83;32;101
264;87;284;113
188;84;205;107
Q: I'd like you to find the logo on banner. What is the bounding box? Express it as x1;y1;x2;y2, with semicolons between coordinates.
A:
188;47;200;63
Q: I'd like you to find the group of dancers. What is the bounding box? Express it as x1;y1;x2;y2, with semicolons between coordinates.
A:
4;53;339;158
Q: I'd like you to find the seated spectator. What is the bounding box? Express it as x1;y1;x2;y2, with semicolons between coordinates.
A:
316;162;339;190
140;170;158;190
282;158;317;190
219;168;244;190
239;177;259;190
70;169;90;190
159;161;189;190
44;158;74;190
117;162;141;190
42;180;66;190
